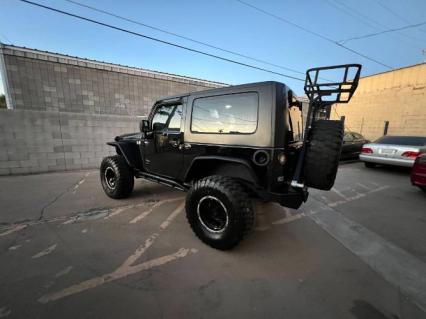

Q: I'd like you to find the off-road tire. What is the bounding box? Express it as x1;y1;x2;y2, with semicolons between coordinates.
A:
304;120;344;190
100;155;134;199
364;162;376;168
186;175;254;250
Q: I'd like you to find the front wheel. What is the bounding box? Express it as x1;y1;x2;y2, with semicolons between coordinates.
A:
100;155;134;199
185;176;254;250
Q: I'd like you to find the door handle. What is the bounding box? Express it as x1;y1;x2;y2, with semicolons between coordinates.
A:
169;140;179;147
178;143;191;150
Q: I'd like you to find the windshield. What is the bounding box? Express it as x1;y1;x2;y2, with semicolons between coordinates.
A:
375;135;426;146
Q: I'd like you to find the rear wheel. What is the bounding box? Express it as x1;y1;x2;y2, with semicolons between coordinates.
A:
100;155;134;199
304;120;344;190
185;176;254;250
364;162;376;168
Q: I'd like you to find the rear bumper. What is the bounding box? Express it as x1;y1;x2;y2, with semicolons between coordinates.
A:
359;154;414;167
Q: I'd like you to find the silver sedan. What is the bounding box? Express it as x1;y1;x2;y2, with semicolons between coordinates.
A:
360;135;426;168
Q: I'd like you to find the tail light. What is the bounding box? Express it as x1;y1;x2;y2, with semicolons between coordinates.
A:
361;147;373;154
401;151;420;159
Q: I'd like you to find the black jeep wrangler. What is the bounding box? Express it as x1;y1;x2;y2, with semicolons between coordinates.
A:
100;64;361;250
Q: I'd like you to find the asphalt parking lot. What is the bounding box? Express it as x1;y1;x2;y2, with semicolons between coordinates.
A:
0;162;425;319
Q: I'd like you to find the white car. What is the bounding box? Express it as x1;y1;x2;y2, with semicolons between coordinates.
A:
360;135;426;168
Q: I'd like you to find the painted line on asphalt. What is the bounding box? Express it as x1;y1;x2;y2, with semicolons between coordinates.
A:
54;266;73;278
32;244;58;259
326;185;389;207
8;245;22;251
272;212;306;225
308;197;426;313
331;187;349;200
0;224;27;237
160;202;185;230
119;233;159;269
38;200;191;303
129;197;183;224
38;248;197;304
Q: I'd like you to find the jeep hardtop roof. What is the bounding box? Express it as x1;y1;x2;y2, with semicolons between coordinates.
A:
156;81;289;104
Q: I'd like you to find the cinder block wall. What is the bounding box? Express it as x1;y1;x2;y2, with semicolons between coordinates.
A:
1;45;226;115
331;63;426;140
0;109;138;175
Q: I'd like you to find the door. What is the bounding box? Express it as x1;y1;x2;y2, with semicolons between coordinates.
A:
142;103;184;179
342;133;356;159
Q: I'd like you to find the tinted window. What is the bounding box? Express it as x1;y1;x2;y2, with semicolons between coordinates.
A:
343;133;354;142
375;136;426;146
191;92;258;134
168;105;182;131
352;133;364;140
152;105;174;131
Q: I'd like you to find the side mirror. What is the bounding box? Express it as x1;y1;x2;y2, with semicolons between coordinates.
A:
140;120;150;132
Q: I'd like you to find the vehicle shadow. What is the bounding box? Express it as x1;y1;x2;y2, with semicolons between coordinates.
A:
367;165;412;176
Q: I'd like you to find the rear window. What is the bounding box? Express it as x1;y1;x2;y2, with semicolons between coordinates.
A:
191;92;258;134
375;136;426;146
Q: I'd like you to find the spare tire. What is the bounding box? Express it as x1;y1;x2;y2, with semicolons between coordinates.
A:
304;120;344;190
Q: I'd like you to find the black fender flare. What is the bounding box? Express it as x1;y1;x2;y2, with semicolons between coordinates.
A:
184;156;259;185
107;141;142;169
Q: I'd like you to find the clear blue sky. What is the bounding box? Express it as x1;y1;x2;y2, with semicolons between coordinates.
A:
0;0;425;95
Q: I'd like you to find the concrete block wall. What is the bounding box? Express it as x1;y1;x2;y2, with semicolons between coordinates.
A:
331;63;426;140
1;45;226;116
0;109;139;175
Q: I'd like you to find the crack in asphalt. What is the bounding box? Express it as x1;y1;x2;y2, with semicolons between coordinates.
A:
38;175;88;221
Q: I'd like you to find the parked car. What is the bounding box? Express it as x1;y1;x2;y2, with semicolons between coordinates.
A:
411;153;426;192
360;135;426;168
340;132;370;160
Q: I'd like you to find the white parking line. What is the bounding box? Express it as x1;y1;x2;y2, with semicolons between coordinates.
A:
38;248;196;304
331;187;349;200
38;200;194;304
160;202;185;230
327;185;389;207
32;244;57;259
54;266;73;278
129;197;182;224
309;198;426;313
0;224;27;237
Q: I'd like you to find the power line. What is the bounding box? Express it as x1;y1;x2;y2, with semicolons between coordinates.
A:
63;0;304;76
330;0;424;47
17;0;305;82
339;20;426;43
374;0;426;35
235;0;393;69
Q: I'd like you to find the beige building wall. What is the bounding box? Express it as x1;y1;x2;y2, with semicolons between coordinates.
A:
331;63;426;141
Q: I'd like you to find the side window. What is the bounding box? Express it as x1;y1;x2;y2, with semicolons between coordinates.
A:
353;133;363;140
152;105;174;131
343;133;354;142
191;92;258;134
167;105;183;132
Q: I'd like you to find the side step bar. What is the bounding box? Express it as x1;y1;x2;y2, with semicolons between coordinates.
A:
137;171;188;192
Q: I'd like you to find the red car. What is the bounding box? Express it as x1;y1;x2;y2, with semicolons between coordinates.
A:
411;153;426;192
